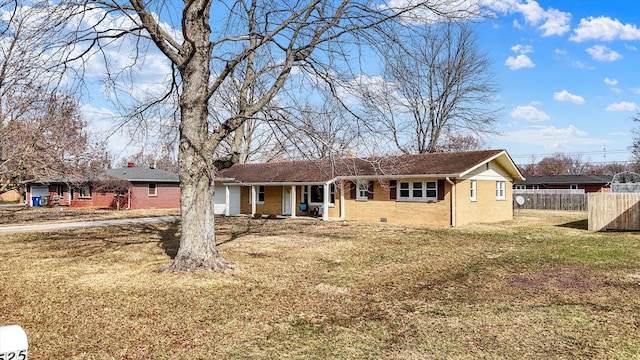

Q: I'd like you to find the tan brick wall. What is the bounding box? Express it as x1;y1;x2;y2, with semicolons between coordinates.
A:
343;180;452;226
455;179;513;226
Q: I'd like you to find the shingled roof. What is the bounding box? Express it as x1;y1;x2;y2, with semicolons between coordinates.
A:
216;150;523;184
105;167;179;183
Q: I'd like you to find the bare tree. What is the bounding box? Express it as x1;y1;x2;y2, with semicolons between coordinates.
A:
0;86;110;191
122;150;178;172
356;19;499;154
535;153;591;175
52;0;480;272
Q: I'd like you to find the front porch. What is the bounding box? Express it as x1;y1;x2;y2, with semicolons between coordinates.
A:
215;182;345;221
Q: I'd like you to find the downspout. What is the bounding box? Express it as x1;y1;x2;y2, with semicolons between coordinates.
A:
127;187;131;210
446;177;455;227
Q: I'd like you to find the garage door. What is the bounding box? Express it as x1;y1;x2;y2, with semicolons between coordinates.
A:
214;185;240;215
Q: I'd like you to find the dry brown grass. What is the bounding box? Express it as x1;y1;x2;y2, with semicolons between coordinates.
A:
1;210;640;359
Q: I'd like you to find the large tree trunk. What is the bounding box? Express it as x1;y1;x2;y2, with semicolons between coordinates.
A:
160;0;227;272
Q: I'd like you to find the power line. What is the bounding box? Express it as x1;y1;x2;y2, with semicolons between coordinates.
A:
509;148;630;160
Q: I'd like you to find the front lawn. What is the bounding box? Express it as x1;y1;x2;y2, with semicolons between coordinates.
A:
1;210;639;359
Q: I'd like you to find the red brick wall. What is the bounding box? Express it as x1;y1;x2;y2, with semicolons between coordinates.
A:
128;183;180;209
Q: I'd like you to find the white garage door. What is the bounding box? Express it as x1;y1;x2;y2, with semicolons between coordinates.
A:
30;186;49;206
214;185;241;215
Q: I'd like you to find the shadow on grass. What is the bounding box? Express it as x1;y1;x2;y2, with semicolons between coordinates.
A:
558;218;589;230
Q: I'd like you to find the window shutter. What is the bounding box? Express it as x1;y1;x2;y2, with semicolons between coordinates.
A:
350;181;356;199
437;179;445;201
389;180;397;200
368;181;374;200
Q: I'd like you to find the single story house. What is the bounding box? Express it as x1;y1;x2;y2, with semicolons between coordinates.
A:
513;174;612;193
215;149;525;227
24;163;180;209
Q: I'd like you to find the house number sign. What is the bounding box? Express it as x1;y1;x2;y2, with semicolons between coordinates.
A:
0;325;28;360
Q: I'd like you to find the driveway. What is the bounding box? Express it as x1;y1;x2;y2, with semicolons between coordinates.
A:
0;216;180;234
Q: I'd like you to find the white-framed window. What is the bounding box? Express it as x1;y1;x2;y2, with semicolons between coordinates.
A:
532;185;539;190
570;184;578;190
470;180;477;202
357;181;369;200
148;183;157;196
56;185;64;197
496;181;506;200
248;185;265;203
309;184;335;205
514;184;526;190
398;180;437;201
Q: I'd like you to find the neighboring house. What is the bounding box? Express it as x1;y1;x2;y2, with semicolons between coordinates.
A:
24;163;180;209
513;174;612;193
215;150;524;227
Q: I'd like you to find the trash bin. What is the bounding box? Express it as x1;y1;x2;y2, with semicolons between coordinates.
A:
41;195;49;206
32;196;40;207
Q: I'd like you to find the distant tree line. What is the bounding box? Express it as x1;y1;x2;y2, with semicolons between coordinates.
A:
518;152;635;177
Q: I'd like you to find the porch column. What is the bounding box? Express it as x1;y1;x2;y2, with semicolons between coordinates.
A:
290;185;297;219
251;185;257;216
225;186;230;216
322;183;329;221
340;181;345;219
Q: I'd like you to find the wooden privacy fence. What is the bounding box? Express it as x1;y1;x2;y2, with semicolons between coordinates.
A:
588;193;640;231
513;190;588;211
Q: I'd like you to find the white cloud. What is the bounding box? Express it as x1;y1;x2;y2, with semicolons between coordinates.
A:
604;77;618;86
553;90;585;105
481;0;570;36
500;124;601;150
510;105;550;122
511;44;533;54
505;54;535;70
586;45;622;62
606;101;639;112
572;61;595;70
570;16;640;42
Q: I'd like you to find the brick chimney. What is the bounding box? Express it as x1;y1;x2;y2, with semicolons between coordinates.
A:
127;162;135;168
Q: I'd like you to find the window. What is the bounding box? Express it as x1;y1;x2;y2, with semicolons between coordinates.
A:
56;185;64;197
399;182;410;198
248;186;265;203
496;181;506;200
514;185;526;190
570;184;578;190
426;181;437;198
148;183;157;196
532;185;539;190
79;185;91;198
470;180;477;202
357;182;369;200
309;184;335;205
398;181;437;201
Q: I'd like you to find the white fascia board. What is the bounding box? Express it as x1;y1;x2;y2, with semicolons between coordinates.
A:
337;174;460;181
224;181;329;186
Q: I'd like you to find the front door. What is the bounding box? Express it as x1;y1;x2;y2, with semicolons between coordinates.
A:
282;186;292;215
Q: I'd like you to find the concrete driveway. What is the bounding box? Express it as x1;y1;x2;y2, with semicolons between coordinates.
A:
0;216;180;234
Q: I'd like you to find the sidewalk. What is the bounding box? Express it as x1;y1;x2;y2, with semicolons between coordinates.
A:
0;216;180;234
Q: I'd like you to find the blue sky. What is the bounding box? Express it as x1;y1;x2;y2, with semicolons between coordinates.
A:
477;0;640;165
77;0;640;165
